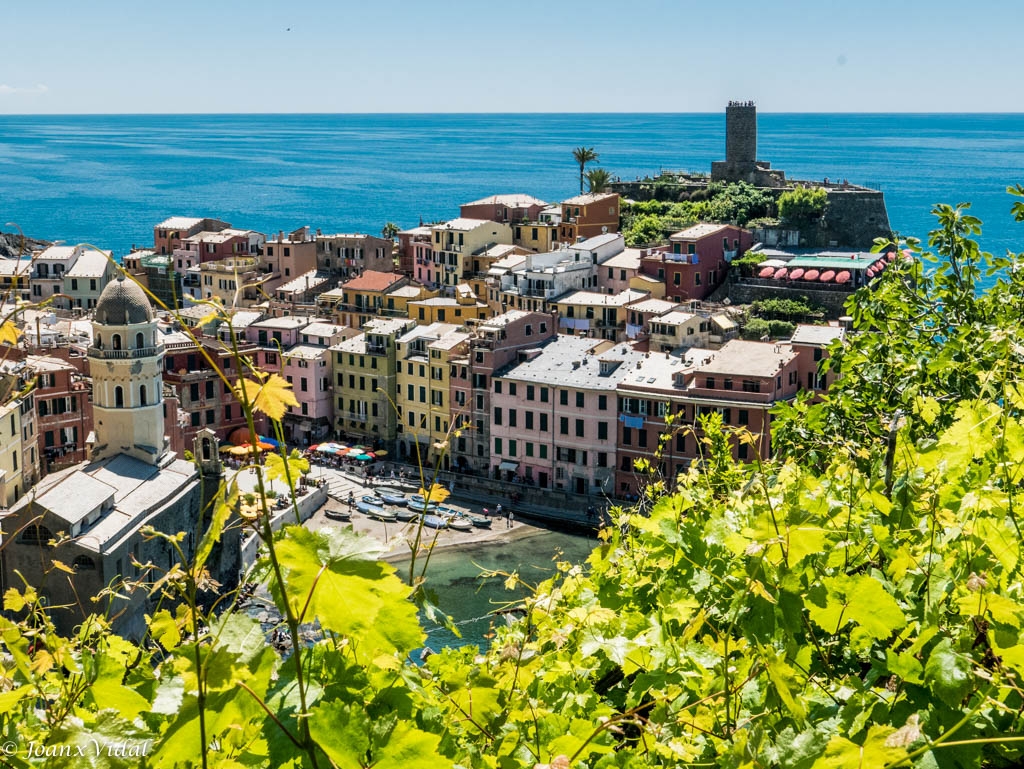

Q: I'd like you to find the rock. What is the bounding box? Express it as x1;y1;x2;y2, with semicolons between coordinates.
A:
0;231;50;259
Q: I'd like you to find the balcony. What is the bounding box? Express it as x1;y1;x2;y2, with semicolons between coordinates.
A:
89;346;162;360
344;411;368;423
367;343;387;356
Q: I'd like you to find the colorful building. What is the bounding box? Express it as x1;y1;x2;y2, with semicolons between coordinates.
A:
395;323;468;467
449;310;557;473
490;336;643;493
316;232;394;280
559;192;620;241
426;219;513;289
330;317;415;447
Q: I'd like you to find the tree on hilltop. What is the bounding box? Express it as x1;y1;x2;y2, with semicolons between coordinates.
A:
778;185;828;228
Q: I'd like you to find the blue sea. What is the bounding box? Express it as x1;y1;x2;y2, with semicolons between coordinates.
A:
2;113;1024;263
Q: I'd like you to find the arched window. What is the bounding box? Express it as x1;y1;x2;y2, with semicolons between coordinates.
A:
73;555;96;571
115;386;124;408
112;334;122;350
140;385;147;406
21;525;53;546
201;437;212;461
95;333;103;349
136;332;145;349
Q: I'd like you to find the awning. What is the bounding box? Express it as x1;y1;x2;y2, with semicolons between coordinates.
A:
498;460;519;471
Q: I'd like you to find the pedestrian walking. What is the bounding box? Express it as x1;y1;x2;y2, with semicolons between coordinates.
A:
508;510;514;528
496;503;503;521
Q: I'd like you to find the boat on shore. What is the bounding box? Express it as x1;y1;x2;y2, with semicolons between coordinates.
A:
365;506;398;522
422;514;448;530
325;508;352;522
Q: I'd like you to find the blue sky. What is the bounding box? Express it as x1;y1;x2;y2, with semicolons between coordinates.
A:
1;0;1018;113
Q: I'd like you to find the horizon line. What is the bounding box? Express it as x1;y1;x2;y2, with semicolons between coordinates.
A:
2;110;1024;118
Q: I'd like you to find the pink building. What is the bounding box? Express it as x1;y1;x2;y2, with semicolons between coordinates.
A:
449;310;557;473
615;340;801;496
490;336;645;493
789;324;845;395
280;345;333;444
398;226;432;276
641;224;753;302
459;193;548;224
597;247;646;294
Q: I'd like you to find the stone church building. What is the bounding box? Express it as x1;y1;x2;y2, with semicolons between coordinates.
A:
0;276;235;638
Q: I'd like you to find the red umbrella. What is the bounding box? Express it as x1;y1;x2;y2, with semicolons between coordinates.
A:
773;267;789;279
804;269;820;281
788;268;805;280
835;270;851;284
819;270;836;282
758;266;774;278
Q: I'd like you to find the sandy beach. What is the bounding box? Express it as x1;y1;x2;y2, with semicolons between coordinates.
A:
305;492;546;562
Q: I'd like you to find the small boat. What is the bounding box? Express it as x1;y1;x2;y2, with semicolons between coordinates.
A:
421;514;448;530
407;495;439;514
378;490;408;506
446;515;473;532
395;507;418;522
325;508;352;522
365;506;398;522
356;498;386;515
361;494;386;507
468;515;491;529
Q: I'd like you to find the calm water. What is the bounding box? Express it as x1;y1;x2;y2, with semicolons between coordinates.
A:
396;528;598;652
2;114;1024;264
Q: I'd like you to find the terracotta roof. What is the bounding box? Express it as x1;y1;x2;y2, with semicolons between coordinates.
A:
341;270;404;291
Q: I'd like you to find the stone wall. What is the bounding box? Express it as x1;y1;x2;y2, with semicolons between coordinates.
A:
725;277;855;319
820;190;892;249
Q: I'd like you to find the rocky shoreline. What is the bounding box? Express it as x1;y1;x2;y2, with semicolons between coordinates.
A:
0;230;49;258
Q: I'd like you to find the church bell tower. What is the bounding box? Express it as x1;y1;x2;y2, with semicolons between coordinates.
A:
88;275;168;465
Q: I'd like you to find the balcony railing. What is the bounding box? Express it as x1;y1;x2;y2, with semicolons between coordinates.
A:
89;346;162;360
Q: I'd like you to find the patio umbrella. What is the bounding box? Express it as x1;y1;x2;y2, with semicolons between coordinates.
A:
346;448;365;457
788;268;805;280
229;445;251;456
353;454;372;461
758;267;775;278
219;444;235;453
308;444;320;452
835;270;851;284
373;449;388;457
759;259;787;268
819;270;836;282
773;267;788;279
887;251;898;262
258;435;280;448
804;269;820;281
229;427;256;446
257;442;275;451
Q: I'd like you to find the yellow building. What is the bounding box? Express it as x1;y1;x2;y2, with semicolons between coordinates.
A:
395;322;469;467
553;289;650;341
0;397;27;507
196;257;264;308
330;317;415;445
512;206;562;252
407;284;491;325
429;219;513;289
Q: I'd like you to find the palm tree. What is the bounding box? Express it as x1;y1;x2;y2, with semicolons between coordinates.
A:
572;147;599;194
381;222;400;240
586;168;612;194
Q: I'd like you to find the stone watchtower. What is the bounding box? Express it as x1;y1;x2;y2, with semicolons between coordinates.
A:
87;275;169;465
711;101;786;187
725;101;757;168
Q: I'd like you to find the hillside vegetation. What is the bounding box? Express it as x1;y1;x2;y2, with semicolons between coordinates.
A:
3;189;1024;767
